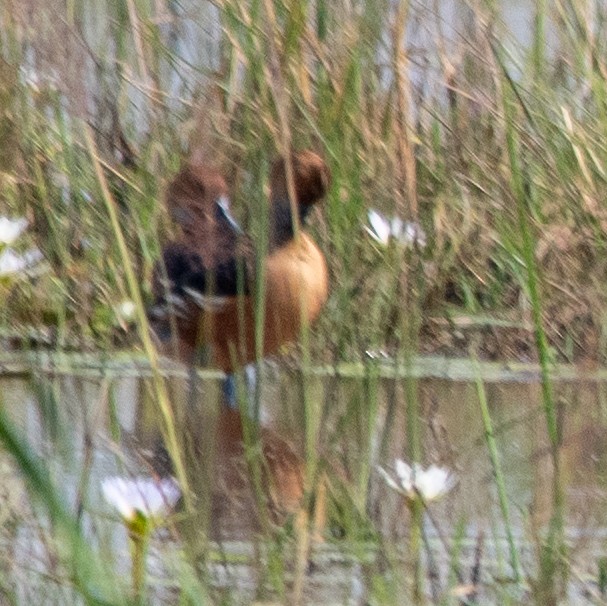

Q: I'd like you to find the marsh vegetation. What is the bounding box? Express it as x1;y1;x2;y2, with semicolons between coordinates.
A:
1;0;607;604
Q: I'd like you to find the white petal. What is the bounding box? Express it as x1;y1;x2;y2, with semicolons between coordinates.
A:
0;217;28;245
394;458;413;492
22;248;43;267
102;478;135;520
417;466;454;501
367;210;391;245
116;300;136;321
0;249;24;275
382;459;456;503
390;217;404;238
0;247;43;277
102;476;181;520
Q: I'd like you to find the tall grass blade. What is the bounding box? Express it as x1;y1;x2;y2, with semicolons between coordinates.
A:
0;406;122;605
474;361;521;581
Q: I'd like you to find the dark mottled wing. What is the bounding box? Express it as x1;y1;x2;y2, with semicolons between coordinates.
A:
150;165;249;342
156;239;249;301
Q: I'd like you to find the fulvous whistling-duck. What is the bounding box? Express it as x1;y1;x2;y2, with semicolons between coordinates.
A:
149;150;330;373
148;150;330;532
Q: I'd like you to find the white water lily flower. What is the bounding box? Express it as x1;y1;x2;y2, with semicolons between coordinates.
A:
365;209;427;248
379;459;455;503
102;476;181;522
0;248;43;277
0;217;28;245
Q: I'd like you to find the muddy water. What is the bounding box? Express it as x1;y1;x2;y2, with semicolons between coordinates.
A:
2;358;607;603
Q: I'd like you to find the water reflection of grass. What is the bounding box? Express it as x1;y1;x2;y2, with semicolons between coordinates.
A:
0;0;605;603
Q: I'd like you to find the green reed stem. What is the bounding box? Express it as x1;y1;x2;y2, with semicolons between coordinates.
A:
401;253;425;606
474;361;521;581
127;516;149;606
530;0;547;81
85;128;191;510
409;499;425;605
240;162;269;535
502;67;565;601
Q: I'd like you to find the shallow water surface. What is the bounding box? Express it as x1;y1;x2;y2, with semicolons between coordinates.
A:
1;355;607;603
